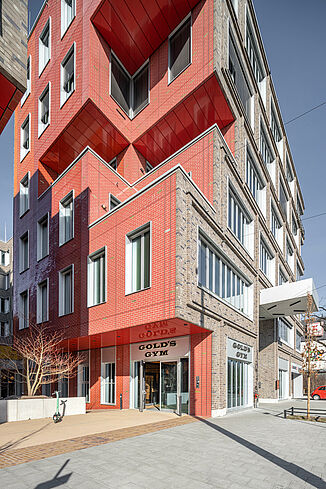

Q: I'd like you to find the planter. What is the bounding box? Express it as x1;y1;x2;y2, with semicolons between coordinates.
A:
0;397;86;423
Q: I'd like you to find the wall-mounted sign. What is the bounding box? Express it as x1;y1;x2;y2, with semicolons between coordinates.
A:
227;338;253;363
131;336;189;362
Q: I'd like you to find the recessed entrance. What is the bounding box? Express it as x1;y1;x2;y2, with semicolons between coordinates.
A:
133;358;189;413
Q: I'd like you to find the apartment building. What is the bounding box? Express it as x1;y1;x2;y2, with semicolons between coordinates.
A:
0;0;27;133
13;0;318;415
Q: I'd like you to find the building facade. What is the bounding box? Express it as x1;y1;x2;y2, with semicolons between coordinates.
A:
13;0;317;415
0;0;27;133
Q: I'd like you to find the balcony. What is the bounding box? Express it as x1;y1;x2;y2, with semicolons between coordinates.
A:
92;0;200;75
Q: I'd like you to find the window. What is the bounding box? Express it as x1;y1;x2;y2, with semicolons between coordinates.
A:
59;191;74;245
21;55;31;106
39;19;51;75
59;265;73;316
37;279;49;323
38;84;50;136
101;348;116;404
0;297;9;313
279;179;288;219
271;104;282;143
111;54;149;117
146;161;153;173
296;330;302;352
19;173;29;217
109;158;117;171
260;125;274;167
61;44;75;106
292;213;298;237
286;239;294;269
0;322;9;337
229;33;252;121
109;194;120;211
296;262;303;281
286;157;294;184
19;232;29;272
19;291;29;330
20;115;30;161
78;363;89;402
58;377;69;397
198;235;252;316
246;17;264;84
279;268;288;286
0;273;9;290
246;150;265;206
297;197;304;217
61;0;75;37
88;248;106;307
228;187;253;252
271;205;282;245
37;214;49;260
169;16;191;82
0;250;9;266
260;238;274;282
278;318;292;344
126;224;150;294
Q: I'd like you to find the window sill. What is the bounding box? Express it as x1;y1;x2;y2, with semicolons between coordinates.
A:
60;88;75;110
39;58;50;78
100;402;116;406
38;122;50;139
19;267;29;274
125;286;151;297
37;252;49;263
21;91;30;108
36;319;49;325
20;149;30;163
58;311;74;318
227;228;254;260
110;95;149;120
61;15;75;40
168;62;191;86
59;236;74;247
20;208;30;219
197;284;253;322
87;300;106;309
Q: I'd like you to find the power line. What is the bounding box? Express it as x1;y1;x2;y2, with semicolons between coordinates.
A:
285;101;326;126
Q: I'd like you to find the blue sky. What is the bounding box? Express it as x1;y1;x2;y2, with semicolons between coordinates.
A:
1;0;325;303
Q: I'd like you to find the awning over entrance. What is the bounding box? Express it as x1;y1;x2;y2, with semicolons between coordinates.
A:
259;278;319;320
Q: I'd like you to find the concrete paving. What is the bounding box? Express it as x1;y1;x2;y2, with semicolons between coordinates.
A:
0;401;326;489
0;409;176;450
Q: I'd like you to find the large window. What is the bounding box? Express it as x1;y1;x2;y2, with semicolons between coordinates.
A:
229;34;251;121
111;54;149;118
246;150;265;208
0;250;9;266
260;124;274;167
39;19;51;75
0;322;9;337
78;362;89;402
37;214;49;261
59;265;73;316
270;204;282;247
169;17;191;82
279;179;288;219
37;279;49;323
297;262;303;281
59;191;74;245
0;297;9;313
279;268;288;286
20;115;30;161
19;290;29;330
38;84;50;136
61;0;75;37
101;348;116;405
88;248;106;306
271;103;282;143
126;224;150;294
61;44;75;106
198;235;252;316
228;187;253;252
296;330;302;352
260;237;274;282
278;318;292;344
20;173;29;217
109;194;120;211
286;239;294;270
19;232;29;272
21;55;31;106
246;17;264;84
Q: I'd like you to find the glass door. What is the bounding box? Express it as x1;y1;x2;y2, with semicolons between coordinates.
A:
161;362;177;410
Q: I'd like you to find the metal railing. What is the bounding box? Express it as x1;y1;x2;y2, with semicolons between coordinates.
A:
284;406;326;419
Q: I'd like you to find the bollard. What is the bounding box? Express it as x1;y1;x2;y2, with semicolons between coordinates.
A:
284;409;287;419
120;393;122;410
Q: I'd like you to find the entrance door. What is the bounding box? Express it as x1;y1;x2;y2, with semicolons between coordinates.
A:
144;362;160;408
160;362;177;410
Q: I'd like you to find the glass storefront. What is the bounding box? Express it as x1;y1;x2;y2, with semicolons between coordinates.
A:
227;358;249;409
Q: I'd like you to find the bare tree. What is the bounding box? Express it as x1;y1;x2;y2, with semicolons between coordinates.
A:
8;323;81;397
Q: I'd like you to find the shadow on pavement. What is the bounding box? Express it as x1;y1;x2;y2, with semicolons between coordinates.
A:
196;417;326;489
0;421;52;453
34;459;72;489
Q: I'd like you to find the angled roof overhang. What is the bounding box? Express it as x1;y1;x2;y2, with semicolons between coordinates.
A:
259;278;319;320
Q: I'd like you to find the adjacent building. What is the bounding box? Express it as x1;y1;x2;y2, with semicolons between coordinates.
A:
12;0;317;415
0;0;27;133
